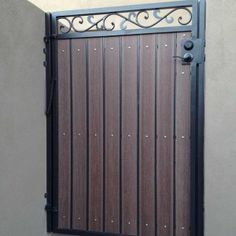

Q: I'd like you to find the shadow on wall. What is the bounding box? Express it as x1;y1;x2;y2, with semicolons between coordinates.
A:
0;1;49;236
27;0;180;12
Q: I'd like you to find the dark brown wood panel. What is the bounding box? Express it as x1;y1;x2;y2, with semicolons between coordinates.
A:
88;38;104;232
139;35;156;236
175;32;191;236
57;40;71;229
121;36;138;235
71;39;87;230
156;33;176;236
104;37;120;234
56;33;193;236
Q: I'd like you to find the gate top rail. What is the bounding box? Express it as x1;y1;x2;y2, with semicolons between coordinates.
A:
49;0;196;39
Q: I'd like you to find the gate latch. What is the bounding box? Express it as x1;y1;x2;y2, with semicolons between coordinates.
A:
181;38;205;64
174;39;205;64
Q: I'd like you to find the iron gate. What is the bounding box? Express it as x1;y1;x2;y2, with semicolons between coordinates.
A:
45;1;205;235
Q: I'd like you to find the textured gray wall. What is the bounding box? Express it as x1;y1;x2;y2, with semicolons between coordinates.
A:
0;0;47;235
205;0;236;235
0;0;235;235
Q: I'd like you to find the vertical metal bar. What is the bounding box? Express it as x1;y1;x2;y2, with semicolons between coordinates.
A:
196;1;206;235
191;0;199;39
190;1;199;235
154;35;158;236
52;23;59;234
173;31;178;236
85;38;89;231
69;39;73;230
119;36;123;234
45;12;53;233
190;63;197;236
137;35;140;236
102;37;106;233
48;11;61;232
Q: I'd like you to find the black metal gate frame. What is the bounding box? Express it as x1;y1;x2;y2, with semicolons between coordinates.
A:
45;0;206;235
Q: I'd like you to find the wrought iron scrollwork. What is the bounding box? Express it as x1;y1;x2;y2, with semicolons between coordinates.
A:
57;7;192;35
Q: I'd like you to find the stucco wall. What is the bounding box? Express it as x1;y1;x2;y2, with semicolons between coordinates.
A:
205;0;236;235
0;0;235;235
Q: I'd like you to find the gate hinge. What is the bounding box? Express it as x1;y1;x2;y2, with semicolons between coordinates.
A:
44;34;57;44
45;204;58;214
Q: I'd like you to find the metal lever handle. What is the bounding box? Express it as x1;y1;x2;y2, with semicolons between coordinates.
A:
173;53;194;63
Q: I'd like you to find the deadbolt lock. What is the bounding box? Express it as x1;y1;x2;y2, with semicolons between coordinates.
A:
184;40;194;51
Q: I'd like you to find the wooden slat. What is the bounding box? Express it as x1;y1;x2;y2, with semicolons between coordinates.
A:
139;35;156;236
121;36;138;235
175;32;191;236
104;37;120;234
71;39;87;230
57;40;71;229
88;38;104;232
156;33;175;236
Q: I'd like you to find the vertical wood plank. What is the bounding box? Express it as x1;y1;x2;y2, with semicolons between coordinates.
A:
88;38;104;232
57;40;71;229
175;32;191;236
156;33;176;236
104;37;120;234
71;39;87;230
139;35;156;236
121;36;138;235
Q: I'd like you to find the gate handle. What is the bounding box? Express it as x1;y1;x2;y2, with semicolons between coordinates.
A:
173;53;194;63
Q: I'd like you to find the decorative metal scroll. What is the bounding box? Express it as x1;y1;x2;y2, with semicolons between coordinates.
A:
57;7;192;35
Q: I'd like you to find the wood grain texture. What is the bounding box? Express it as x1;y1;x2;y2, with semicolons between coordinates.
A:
88;38;104;232
104;37;121;234
121;36;138;236
156;33;175;236
175;32;191;236
56;33;192;236
71;39;87;230
57;40;71;229
139;34;156;236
